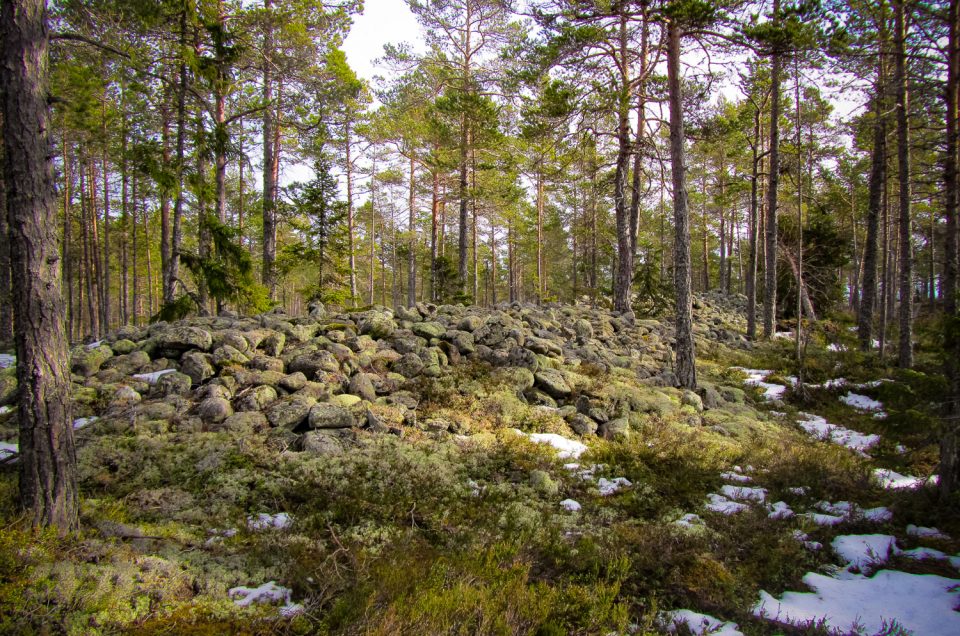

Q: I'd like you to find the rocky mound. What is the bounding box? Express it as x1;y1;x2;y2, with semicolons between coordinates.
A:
0;292;751;454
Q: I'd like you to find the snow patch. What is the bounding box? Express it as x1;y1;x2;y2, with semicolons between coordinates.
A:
731;368;787;401
796;412;879;455
906;524;949;540
674;513;704;528
248;512;292;531
597;477;632;496
663;609;743;635
705;493;748;515
874;468;938;490
132;368;176;384
720;471;752;483
719;485;767;503
754;570;960;636
560;499;581;512
792;530;822;551
840;392;886;418
86;340;104;350
832;534;898;570
767;501;794;519
228;581;303;617
72;416;98;430
526;432;588;459
0;353;14;368
0;406;12;416
0;441;17;460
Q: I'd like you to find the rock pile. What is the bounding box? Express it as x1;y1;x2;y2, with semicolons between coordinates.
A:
0;293;751;454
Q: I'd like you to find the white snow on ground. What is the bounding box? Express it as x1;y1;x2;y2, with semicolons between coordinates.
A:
840;392;887;418
248;513;292;530
86;340;104;350
0;441;17;460
874;468;938;490
827;343;847;352
0;353;14;368
756;531;960;634
597;477;632;496
720;471;752;483
525;432;589;459
719;485;767;503
787;486;807;496
132;368;176;384
906;524;950;540
802;501;892;525
560;499;581;512
773;331;794;340
767;501;794;519
663;609;743;635
832;534;898;569
705;493;749;515
674;513;704;528
228;581;303;617
795;413;880;456
732;368;787;401
72;416;98;430
792;530;822;551
0;406;11;416
754;570;960;636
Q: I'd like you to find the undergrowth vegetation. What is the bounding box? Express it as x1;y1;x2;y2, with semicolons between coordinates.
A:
1;318;958;635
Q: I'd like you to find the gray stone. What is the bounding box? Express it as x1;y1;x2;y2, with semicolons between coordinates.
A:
198;397;233;424
260;331;285;357
288;350;340;378
155;326;213;357
111;339;137;355
181;351;215;385
109;385;142;408
214;329;250;353
308;402;355;429
507;346;539;372
154;372;193;397
0;372;15;407
300;430;344;455
392;352;424;378
212;411;268;434
348;373;378;402
458;315;484;332
573;319;594;341
266;396;315;429
394;305;420;322
360;313;396;340
234;385;278;412
279;371;308;392
681;390;704;413
412;321;445;339
330;393;362;408
569;413;598;436
212;345;249;368
72;344;114;377
599;417;630;440
534;368;571;398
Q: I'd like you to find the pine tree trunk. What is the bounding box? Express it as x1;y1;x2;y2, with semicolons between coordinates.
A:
0;110;12;345
747;105;761;339
101;109;111;332
894;0;913;368
261;0;277;299
858;59;887;351
612;8;633;313
408;153;416;307
764;2;782;339
346;119;356;304
160;98;172;303
667;19;697;390
1;0;79;532
167;4;188;305
941;0;960;497
430;162;439;302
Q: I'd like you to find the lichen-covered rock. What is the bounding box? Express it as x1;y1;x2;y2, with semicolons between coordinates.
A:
412;321;445;340
109;385;142;409
360;313;396;340
573;319;594;341
180;351;215;385
288;350;340;379
534;369;571;398
212;345;249;369
300;430;344;455
266;396;315;429
568;413;598;436
213;329;250;353
308;402;355;429
154;372;193;397
197;397;233;424
234;385;278;412
329;393;362;408
681;390;704;413
348;372;378;402
213;410;268;434
111;339;137;355
155;326;213;357
0;372;17;407
392;353;424;379
260;331;285;357
72;344;114;377
279;371;307;392
599;417;630;440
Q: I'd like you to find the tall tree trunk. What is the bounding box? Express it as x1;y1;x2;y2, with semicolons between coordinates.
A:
131;173;139;325
746;104;761;339
261;0;277;298
160;97;172;303
120;117;129;326
80;166;99;339
62;137;74;340
536;165;544;302
166;4;188;305
408;153;416;307
101;102;111;332
471;150;478;302
430;161;439;302
858;58;887;350
613;8;633;313
0;111;12;344
894;0;913;368
197;115;211;311
941;0;960;497
764;2;782;338
667;19;697;390
346;119;356;304
1;0;79;532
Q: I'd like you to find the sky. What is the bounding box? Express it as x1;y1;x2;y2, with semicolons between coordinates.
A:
342;0;423;83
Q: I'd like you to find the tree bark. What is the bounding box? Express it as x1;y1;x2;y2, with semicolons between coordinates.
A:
612;8;633;313
747;104;761;340
346;118;356;304
261;0;277;299
1;0;79;532
408;152;416;307
667;19;696;390
894;0;913;368
0;110;11;344
764;0;782;339
858;59;887;351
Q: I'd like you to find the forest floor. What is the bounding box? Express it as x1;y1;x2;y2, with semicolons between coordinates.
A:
0;300;957;635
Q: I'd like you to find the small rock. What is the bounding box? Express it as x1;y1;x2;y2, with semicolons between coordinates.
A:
266;397;315;429
392;353;424;379
198;397;233;424
308;403;355;429
300;430;344;455
213;411;268;434
534;369;571;398
348;373;378;401
329;393;362;408
569;413;598;436
155;326;213;357
181;351;215;385
279;371;307;392
681;390;704;413
234;385;278;412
